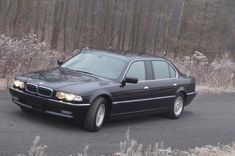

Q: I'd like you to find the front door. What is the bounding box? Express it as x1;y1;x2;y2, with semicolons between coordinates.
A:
112;61;151;115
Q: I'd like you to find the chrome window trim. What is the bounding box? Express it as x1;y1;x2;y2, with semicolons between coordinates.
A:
120;58;179;83
25;83;37;94
125;60;147;81
38;86;53;97
121;60;143;82
113;95;176;105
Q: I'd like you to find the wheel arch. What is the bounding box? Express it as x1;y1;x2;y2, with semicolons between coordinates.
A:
176;87;187;102
89;90;113;117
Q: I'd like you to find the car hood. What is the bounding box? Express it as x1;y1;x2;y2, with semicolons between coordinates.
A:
20;68;111;90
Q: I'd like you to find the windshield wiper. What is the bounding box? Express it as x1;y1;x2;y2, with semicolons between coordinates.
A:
59;67;71;71
75;70;97;76
60;67;98;77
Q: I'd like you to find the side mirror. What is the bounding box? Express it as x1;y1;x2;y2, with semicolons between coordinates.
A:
57;60;64;66
121;77;138;86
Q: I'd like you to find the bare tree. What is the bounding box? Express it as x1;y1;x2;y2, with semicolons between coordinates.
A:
0;0;235;58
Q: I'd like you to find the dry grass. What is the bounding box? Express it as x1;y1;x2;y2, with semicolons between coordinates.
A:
0;78;7;90
18;129;235;156
18;136;47;156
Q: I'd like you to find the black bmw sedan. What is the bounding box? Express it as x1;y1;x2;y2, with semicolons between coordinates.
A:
9;50;196;131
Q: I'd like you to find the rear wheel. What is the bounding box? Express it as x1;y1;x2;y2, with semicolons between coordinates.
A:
83;97;106;131
166;93;184;119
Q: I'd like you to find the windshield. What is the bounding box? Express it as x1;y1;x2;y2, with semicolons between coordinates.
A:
61;52;127;80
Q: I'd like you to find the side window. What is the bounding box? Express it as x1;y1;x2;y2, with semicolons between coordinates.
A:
152;61;170;79
169;64;176;78
126;61;146;80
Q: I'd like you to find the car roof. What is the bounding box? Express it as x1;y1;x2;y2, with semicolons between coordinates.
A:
83;49;164;62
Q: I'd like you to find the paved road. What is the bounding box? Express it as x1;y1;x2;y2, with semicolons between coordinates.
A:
0;91;235;156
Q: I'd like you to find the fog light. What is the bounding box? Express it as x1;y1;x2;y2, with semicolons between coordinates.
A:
12;96;19;101
61;110;72;115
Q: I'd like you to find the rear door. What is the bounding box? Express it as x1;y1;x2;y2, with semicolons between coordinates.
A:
145;60;178;109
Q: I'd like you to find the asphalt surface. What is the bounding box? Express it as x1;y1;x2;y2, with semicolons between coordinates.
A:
0;91;235;156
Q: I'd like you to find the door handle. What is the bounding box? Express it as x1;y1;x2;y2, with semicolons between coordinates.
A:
144;86;149;90
173;83;178;87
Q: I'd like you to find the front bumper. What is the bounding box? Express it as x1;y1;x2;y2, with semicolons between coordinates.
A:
9;87;90;120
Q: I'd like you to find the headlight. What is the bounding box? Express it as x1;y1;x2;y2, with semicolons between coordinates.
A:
13;80;25;89
55;92;83;102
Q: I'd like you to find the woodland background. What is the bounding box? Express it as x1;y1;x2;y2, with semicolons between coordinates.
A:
0;0;235;58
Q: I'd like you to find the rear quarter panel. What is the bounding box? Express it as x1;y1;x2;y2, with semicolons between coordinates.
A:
176;76;196;106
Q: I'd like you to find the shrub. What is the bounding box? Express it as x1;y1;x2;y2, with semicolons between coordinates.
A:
18;130;235;156
0;34;62;87
115;129;235;156
165;51;235;93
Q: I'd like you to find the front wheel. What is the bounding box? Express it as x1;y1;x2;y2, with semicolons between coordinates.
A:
83;97;106;131
166;93;185;119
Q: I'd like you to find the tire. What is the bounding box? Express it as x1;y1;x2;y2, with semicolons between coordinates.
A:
166;93;185;119
83;97;106;131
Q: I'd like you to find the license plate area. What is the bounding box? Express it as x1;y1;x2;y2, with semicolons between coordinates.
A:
26;99;43;110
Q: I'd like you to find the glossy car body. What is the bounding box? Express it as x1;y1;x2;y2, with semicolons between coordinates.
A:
9;50;196;130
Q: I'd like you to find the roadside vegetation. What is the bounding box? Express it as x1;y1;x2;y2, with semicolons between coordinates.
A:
0;34;61;88
0;34;234;93
18;129;235;156
167;51;235;93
